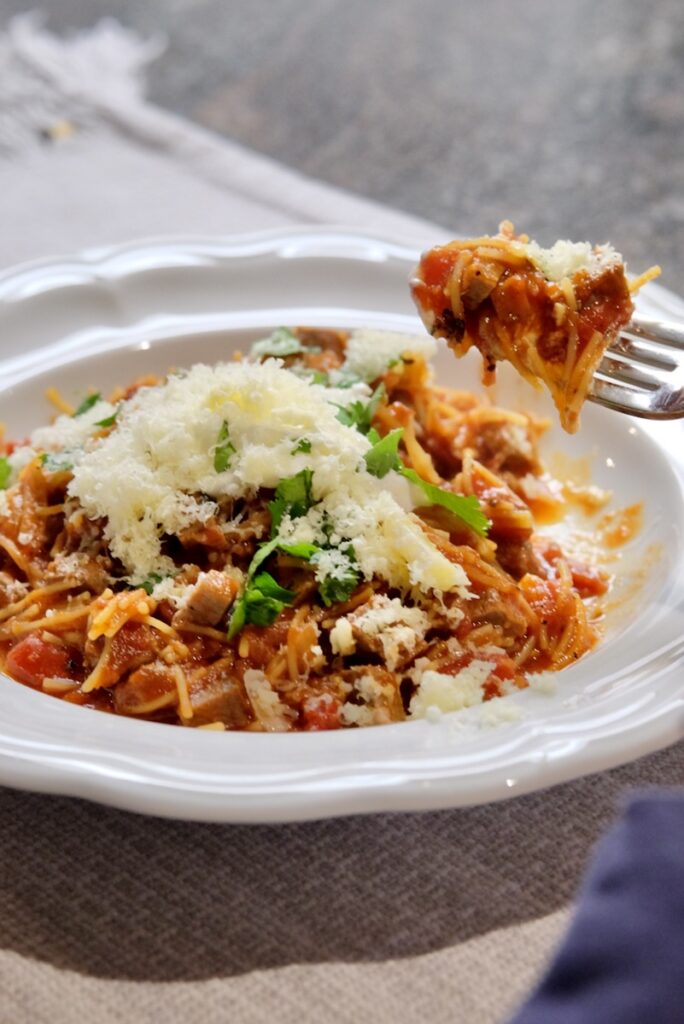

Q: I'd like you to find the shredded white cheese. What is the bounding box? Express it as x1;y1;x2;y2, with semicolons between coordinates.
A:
524;240;620;283
58;359;470;596
329;617;356;657
243;669;295;732
343;328;437;382
340;595;429;670
409;660;495;718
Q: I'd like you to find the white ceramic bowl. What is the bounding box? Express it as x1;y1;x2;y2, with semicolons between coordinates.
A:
1;227;683;823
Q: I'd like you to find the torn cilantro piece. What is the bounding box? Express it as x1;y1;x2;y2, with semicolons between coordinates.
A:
73;392;101;417
95;406;120;428
314;545;362;606
138;573;166;596
334;382;385;435
279;541;319;560
291;438;312;455
251;571;295;604
250;327;319;359
400;467;489;536
40;452;74;473
292;367;329;386
227;571;295;635
268;468;314;535
227;528;317;638
227;598;246;640
364;428;403;479
0;457;11;490
214;420;236;472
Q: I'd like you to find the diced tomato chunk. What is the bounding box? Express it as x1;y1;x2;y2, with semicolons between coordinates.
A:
5;633;82;690
301;695;342;731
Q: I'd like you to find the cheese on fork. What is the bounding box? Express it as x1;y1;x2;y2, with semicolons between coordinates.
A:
524;239;620;282
65;359;471;597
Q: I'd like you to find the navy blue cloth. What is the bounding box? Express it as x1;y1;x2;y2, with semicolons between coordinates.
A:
507;792;684;1024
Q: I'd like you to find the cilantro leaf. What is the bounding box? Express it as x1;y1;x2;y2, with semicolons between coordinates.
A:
227;597;246;640
334;383;385;435
227;571;295;635
73;392;101;417
40;452;74;473
293;367;329;386
400;468;489;536
314;545;362;607
139;573;166;596
250;327;319;359
227;479;322;639
278;541;320;559
251;572;295;603
95;406;120;428
0;457;11;490
364;428;403;479
214;420;236;472
291;438;312;455
268;468;314;535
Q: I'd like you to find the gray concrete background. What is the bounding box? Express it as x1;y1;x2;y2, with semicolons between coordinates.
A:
2;0;683;290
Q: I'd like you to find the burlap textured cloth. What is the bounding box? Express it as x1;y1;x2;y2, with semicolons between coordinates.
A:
0;19;682;1024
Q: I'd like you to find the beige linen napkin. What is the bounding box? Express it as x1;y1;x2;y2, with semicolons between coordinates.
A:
0;18;682;1024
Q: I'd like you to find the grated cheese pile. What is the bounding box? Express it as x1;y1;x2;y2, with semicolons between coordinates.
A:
18;356;470;598
342;328;437;381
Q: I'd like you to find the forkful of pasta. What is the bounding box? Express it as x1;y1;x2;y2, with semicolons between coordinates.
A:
410;222;684;431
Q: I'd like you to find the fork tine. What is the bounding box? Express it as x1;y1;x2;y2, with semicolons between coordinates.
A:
588;312;684;419
609;331;678;371
629;314;684;350
589;374;658;417
596;351;672;392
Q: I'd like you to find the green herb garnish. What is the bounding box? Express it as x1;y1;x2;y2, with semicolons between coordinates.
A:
400;468;489;536
242;572;296;627
364;428;403;479
0;457;11;490
268;468;314;536
95;406;120;428
139;573;166;596
228;469;321;638
73;392;101;417
314;545;362;607
291;438;312;455
227;556;298;639
40;452;74;473
250;327;319;359
334;382;385;435
214;420;236;472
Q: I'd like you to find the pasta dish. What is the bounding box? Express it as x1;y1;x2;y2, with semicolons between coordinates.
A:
0;326;610;731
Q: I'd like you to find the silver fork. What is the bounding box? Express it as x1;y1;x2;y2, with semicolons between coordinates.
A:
590;314;684;419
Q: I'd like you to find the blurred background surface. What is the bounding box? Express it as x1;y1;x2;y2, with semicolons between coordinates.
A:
1;0;682;287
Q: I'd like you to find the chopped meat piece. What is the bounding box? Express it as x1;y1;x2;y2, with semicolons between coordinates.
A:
187;657;252;727
178;518;228;551
495;538;543;580
173;570;239;627
84;622;166;689
342;595;430;671
113;661;178;716
335;665;406;725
